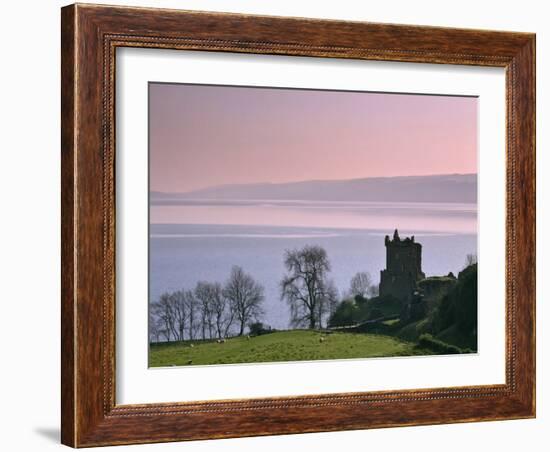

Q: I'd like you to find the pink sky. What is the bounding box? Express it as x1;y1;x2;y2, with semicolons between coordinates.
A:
149;83;477;193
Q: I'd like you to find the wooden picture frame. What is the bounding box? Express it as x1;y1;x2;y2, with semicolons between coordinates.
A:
61;3;535;447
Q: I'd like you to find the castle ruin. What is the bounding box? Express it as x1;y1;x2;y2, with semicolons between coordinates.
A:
379;229;425;302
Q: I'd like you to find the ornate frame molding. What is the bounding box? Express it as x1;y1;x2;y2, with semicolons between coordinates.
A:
61;4;535;447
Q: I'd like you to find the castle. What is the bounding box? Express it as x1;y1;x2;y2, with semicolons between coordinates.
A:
379;229;425;302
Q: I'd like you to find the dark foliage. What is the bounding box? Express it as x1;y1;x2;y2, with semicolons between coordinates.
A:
418;333;465;355
328;295;402;327
328;300;359;327
433;264;478;337
248;321;275;336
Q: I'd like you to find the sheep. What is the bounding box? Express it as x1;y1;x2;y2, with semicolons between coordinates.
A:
319;336;325;343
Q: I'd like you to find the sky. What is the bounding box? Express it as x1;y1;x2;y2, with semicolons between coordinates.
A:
149;83;477;193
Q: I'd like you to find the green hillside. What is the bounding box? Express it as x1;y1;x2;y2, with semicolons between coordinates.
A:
149;330;431;367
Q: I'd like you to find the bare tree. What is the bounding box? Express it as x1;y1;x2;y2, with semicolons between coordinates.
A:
223;266;264;336
194;281;234;339
280;245;335;329
210;283;227;339
329;280;340;315
318;279;339;329
169;290;188;341
464;253;478;268
148;304;163;343
195;282;216;339
153;293;177;341
368;284;379;298
183;289;199;340
348;271;374;299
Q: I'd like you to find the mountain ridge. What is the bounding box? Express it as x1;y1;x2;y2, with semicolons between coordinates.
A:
151;173;477;204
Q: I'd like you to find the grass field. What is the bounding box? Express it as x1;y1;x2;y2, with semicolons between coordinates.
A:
149;330;432;367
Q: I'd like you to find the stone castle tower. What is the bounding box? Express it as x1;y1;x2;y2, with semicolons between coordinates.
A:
379;229;425;302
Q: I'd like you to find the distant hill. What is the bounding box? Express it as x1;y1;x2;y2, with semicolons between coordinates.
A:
151;173;477;204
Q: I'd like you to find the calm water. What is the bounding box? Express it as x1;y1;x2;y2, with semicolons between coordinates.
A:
149;200;477;330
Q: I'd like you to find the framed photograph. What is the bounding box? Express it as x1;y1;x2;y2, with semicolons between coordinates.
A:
61;3;535;447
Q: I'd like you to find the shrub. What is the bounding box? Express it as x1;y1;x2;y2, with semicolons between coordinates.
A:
328;299;360;327
433;264;477;334
248;322;274;336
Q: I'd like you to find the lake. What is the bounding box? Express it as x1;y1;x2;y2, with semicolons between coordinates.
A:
149;200;477;330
